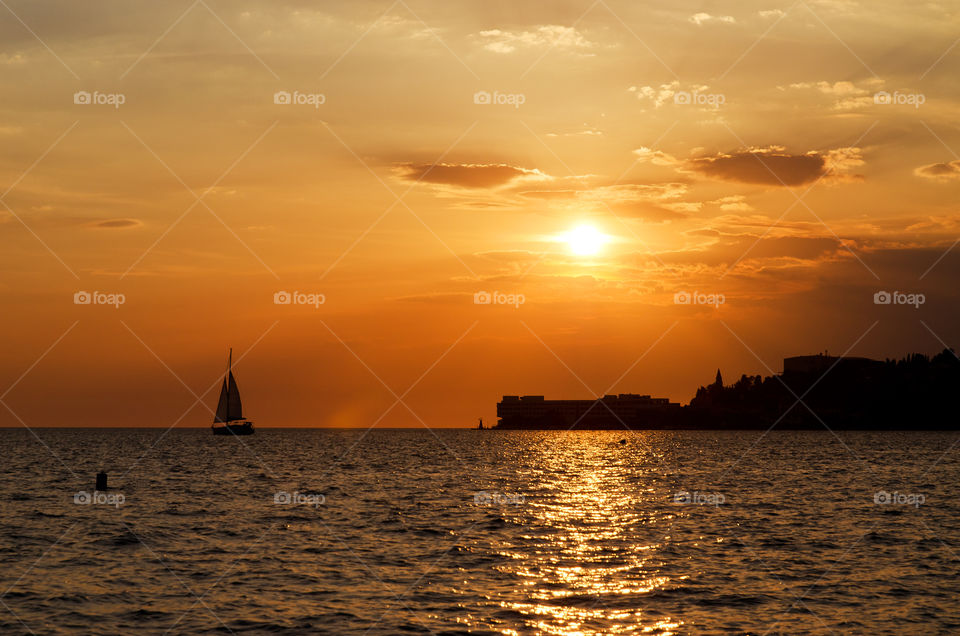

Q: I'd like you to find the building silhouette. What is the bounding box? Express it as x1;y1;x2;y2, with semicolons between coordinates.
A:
495;349;960;430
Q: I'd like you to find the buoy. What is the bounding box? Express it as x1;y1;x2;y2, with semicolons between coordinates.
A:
96;472;108;491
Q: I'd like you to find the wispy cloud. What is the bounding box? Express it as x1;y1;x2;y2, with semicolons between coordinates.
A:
915;159;960;181
689;13;736;25
396;163;550;188
475;25;595;54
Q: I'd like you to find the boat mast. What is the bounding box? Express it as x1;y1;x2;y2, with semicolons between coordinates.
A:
226;348;232;422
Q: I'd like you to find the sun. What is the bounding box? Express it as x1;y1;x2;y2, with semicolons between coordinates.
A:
562;224;610;256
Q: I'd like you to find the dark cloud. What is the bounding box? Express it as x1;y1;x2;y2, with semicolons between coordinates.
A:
518;189;577;199
91;218;141;229
397;163;544;188
688;149;827;186
915;160;960;181
655;234;845;267
687;147;864;187
743;235;842;260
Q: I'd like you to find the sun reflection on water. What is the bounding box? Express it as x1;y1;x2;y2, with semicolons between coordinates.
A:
490;434;683;634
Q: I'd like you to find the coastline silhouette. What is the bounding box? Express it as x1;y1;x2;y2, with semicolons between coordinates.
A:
494;349;960;430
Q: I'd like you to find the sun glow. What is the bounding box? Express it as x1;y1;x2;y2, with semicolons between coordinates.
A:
561;225;610;256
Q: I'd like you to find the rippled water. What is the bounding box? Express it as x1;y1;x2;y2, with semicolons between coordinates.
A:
1;428;958;634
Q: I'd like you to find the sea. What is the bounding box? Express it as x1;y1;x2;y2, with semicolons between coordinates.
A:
0;428;958;635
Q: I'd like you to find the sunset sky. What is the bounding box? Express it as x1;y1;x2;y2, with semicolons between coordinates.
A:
2;0;959;427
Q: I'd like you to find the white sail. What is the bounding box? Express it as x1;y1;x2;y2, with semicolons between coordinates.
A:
227;371;243;421
214;379;230;423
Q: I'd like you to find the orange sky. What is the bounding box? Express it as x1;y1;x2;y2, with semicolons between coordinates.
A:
1;0;959;427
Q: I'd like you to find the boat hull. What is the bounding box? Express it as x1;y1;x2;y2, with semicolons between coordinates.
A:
212;422;255;436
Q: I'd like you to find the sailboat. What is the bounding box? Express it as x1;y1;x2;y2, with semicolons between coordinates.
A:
211;348;254;436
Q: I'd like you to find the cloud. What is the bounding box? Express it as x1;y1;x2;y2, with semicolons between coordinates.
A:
90;218;142;229
519;182;693;222
519;189;577;199
545;127;603;138
689;149;822;185
601;183;688;202
655;233;846;268
661;201;701;213
584;183;695;221
628;81;720;109
370;15;434;41
781;79;881;110
823;147;865;176
397;163;548;188
687;146;863;186
788;80;866;96
475;25;594;54
0;53;26;65
633;147;679;166
736;235;843;261
690;13;736;25
713;195;753;212
628;81;681;108
915;160;960;181
619;206;691;221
